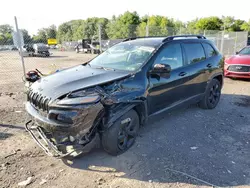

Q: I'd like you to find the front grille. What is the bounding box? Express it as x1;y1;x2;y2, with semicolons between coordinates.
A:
27;90;50;112
228;65;250;72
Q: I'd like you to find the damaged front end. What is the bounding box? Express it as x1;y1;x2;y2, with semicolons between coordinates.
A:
25;88;105;158
25;73;146;158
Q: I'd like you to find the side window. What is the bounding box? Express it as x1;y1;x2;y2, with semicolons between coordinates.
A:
154;43;183;70
183;43;206;64
202;43;217;57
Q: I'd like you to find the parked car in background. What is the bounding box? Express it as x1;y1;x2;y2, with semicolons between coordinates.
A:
33;43;50;56
25;35;224;158
224;46;250;79
49;45;58;49
75;39;100;54
21;44;35;56
9;45;18;51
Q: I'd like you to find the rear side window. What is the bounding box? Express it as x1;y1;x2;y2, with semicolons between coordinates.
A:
203;43;217;57
183;43;206;64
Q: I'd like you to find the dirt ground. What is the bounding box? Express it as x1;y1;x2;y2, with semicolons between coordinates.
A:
0;51;250;188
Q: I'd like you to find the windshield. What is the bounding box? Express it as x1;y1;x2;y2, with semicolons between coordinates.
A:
239;47;250;55
89;42;155;71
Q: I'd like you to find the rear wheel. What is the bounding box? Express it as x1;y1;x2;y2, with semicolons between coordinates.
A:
101;109;139;155
199;79;221;109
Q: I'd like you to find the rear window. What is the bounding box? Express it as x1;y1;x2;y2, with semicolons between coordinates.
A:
183;43;206;64
203;43;216;57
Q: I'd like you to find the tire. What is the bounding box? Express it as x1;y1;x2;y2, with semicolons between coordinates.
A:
101;109;139;155
199;79;221;109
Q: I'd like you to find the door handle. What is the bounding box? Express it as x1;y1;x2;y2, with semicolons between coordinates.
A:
179;72;187;77
207;64;212;68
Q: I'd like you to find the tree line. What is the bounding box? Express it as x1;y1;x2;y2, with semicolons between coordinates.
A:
1;11;250;45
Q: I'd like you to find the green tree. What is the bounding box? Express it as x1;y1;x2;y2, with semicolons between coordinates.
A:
231;19;245;31
136;21;147;36
187;19;198;30
84;17;99;39
57;22;73;43
137;15;175;36
195;17;223;30
222;16;245;31
46;25;57;39
98;18;109;39
56;18;108;42
241;20;250;35
186;18;202;34
32;29;47;43
0;24;13;45
70;20;85;41
83;17;109;39
173;20;186;34
107;11;140;39
20;29;32;44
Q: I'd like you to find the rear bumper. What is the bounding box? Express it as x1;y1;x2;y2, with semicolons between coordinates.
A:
224;70;250;79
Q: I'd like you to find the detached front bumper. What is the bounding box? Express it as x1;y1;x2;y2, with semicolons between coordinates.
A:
25;102;104;158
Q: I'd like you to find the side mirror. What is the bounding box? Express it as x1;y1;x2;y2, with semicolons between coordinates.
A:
236;51;239;55
151;64;171;75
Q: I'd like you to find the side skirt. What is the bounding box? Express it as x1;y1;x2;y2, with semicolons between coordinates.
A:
149;94;204;118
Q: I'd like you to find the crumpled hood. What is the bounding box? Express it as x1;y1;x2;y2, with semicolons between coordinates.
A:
30;65;130;100
226;55;250;65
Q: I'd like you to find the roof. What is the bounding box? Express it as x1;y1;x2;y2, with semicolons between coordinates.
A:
122;35;207;48
122;37;165;48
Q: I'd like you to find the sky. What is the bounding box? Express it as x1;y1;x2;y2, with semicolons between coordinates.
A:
0;0;249;35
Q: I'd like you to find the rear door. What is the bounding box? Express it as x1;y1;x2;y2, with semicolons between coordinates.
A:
181;42;208;98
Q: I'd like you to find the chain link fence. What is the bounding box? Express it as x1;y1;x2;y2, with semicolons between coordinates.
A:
96;25;248;56
0;18;248;95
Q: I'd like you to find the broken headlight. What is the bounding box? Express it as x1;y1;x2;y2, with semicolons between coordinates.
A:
57;95;100;105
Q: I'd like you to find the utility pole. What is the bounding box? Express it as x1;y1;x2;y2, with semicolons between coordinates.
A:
14;16;26;79
146;13;149;37
98;24;102;53
220;23;226;53
234;32;238;54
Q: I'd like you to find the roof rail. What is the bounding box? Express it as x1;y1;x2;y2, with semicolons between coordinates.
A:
163;35;206;42
122;36;166;42
123;37;137;42
122;35;206;42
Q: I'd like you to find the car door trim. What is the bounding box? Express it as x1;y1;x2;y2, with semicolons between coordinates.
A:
149;93;203;117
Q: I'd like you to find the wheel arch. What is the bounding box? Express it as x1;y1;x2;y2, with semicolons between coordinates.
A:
103;100;148;130
208;73;224;88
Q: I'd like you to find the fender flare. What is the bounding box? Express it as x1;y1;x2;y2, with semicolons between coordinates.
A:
208;72;224;87
104;100;148;130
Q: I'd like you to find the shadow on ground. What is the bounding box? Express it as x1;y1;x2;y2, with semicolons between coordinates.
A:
0;132;13;140
0;124;25;140
47;55;68;58
23;55;68;59
62;93;250;187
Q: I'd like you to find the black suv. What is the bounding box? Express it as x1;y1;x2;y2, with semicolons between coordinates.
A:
25;35;224;157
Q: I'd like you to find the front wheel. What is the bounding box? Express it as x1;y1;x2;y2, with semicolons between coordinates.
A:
101;109;139;155
199;79;221;109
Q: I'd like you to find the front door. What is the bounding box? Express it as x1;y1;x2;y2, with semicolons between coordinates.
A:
147;42;189;115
